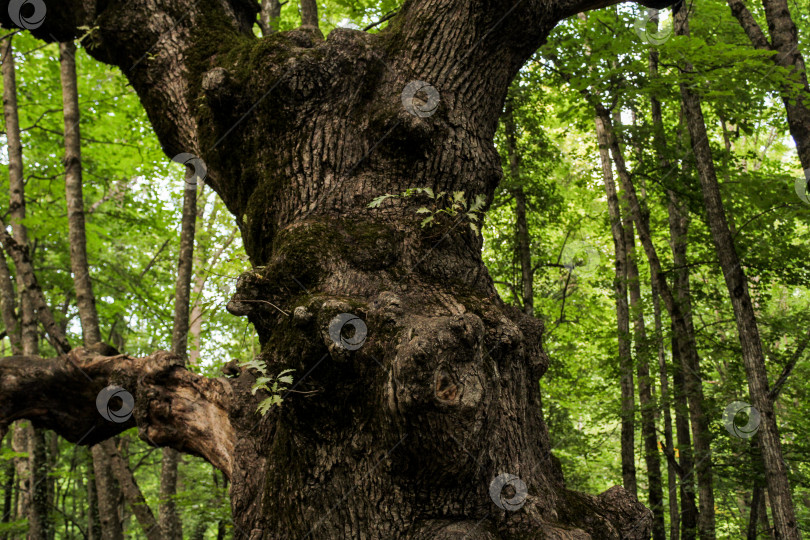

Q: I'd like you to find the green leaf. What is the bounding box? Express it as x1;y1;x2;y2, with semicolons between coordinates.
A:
368;194;393;208
469;194;486;213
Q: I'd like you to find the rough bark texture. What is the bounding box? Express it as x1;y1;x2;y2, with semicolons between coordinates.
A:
676;6;799;539
0;0;682;536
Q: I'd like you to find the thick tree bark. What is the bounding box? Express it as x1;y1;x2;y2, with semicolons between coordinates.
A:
675;6;799;539
593;113;637;498
726;0;810;172
503;101;534;316
1;0;681;536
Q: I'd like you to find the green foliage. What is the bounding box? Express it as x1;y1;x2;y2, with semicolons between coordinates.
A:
241;358;295;415
369;188;486;232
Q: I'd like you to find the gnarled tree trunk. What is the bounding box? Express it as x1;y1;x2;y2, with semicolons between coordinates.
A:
0;0;679;536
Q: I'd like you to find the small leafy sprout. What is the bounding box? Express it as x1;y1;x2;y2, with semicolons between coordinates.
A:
239;358;295;416
368;188;486;233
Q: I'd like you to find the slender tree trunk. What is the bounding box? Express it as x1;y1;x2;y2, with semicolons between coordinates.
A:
259;0;283;35
598;103;716;539
2;35;51;539
300;0;319;31
1;438;13;540
612;106;665;537
652;285;679;540
671;326;699;540
725;0;810;171
59;40;139;540
504;100;534;316
675;7;799;539
593;112;637;497
160;160;199;540
86;449;101;540
0;249;21;356
59;42;101;346
104;447;161;540
625;218;665;539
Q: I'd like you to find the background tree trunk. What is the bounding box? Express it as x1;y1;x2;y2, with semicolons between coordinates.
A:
594;112;637;498
503;100;534;317
675;6;799;538
726;0;810;171
624;220;665;540
2;34;50;539
160;157;199;540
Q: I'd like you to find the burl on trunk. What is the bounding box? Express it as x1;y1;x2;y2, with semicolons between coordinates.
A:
0;0;678;537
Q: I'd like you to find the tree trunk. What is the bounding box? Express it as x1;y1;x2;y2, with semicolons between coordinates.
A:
1;436;13;540
596;102;717;539
675;6;799;539
60;40;151;540
593;112;637;498
624;219;665;540
104;446;161;540
300;0;319;31
725;0;810;172
160;151;199;540
652;285;679;540
647;29;681;538
259;0;283;35
2;34;51;539
85;448;102;540
0;0;682;536
0;248;21;356
670;327;699;540
503;100;534;317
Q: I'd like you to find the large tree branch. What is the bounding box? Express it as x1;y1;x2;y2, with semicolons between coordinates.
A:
0;346;238;478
